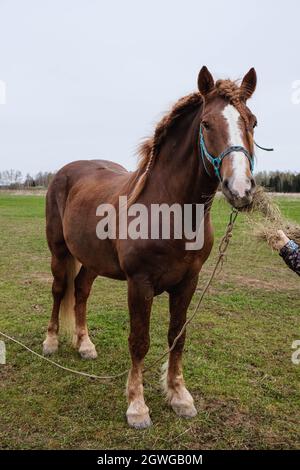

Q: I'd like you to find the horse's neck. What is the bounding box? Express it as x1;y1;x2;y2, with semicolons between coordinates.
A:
144;109;218;207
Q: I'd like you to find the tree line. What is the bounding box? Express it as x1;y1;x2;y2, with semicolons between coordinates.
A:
0;169;300;192
0;170;55;189
255;171;300;193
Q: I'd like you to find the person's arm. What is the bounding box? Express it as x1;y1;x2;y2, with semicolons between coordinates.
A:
274;230;300;276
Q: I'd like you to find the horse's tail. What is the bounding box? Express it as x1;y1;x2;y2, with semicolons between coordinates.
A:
59;255;81;339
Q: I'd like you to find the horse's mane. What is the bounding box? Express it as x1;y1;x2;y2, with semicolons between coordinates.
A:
136;93;202;175
126;79;247;205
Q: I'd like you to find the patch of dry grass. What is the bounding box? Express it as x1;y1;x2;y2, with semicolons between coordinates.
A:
244;186;300;247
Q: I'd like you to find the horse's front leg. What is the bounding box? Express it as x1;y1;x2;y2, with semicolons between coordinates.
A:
126;277;153;429
162;275;198;418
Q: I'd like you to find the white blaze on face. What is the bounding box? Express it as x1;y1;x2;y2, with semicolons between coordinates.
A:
222;104;250;197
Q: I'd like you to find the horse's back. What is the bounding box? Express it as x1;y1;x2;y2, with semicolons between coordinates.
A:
52;159;128;191
47;159;129;216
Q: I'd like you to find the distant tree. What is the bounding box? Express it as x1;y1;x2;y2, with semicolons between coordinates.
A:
34;171;54;187
0;169;22;188
24;173;35;188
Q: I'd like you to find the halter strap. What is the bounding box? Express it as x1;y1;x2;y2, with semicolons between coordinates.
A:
199;125;255;182
253;140;274;152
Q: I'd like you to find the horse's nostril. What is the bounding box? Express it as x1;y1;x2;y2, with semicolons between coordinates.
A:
245;177;256;198
223;178;229;190
250;177;256;190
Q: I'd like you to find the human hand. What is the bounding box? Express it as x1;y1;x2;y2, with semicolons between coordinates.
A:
273;230;290;251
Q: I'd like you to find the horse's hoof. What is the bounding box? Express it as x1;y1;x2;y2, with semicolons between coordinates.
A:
171;401;197;418
78;345;98;360
126;401;152;429
78;337;97;359
43;337;59;356
126;412;152;429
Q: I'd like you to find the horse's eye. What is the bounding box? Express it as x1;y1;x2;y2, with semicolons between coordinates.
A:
202;121;210;130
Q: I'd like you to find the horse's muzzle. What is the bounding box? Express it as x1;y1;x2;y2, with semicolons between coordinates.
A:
222;176;255;209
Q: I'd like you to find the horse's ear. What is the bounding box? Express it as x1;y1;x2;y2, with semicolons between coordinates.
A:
240;68;257;101
198;66;214;96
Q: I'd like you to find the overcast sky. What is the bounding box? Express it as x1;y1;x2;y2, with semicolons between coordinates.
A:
0;0;299;176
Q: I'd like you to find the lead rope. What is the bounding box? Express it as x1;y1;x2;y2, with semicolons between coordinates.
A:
143;206;239;372
0;207;239;382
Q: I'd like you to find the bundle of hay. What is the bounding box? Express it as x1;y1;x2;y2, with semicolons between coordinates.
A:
244;186;300;248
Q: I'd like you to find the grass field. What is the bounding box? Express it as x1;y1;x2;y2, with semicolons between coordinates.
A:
0;193;299;450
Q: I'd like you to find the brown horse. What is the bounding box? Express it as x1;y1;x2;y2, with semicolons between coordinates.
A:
43;66;257;428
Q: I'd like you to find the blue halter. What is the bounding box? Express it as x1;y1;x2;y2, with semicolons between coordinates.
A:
199;124;255;182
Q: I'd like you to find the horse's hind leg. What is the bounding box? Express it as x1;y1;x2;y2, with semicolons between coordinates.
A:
162;276;198;418
73;266;98;359
43;254;68;355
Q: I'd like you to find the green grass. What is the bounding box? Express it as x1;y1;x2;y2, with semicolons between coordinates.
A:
0;193;300;449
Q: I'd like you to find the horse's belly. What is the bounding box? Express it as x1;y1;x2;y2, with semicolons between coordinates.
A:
63;203;125;279
66;233;125;279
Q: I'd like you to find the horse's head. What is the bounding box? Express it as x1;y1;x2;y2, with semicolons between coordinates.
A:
198;66;257;209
